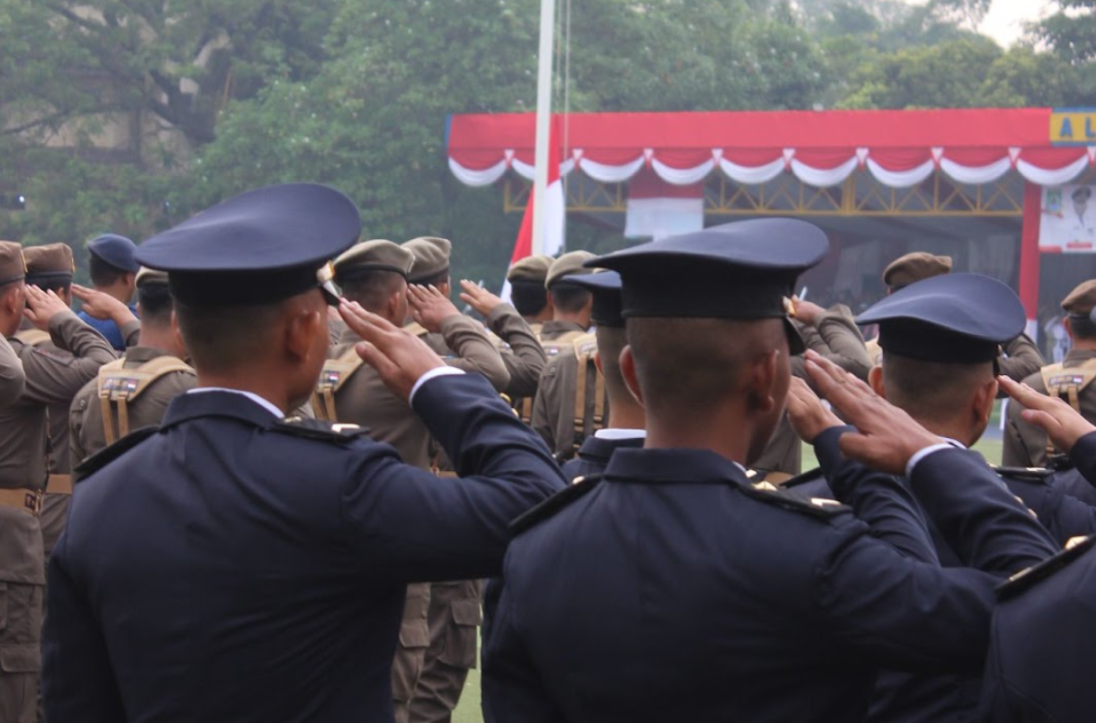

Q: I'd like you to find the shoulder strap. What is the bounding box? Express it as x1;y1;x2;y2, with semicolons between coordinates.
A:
97;356;194;444
15;329;51;347
1040;359;1096;457
737;479;850;520
74;426;159;483
313;346;366;422
572;335;607;455
997;535;1096;601
270;416;372;444
510;475;604;535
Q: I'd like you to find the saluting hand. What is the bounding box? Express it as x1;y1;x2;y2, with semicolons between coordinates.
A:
338;300;446;402
785;377;844;443
999;375;1096;455
804;350;943;475
407;285;460;333
459;280;504;318
23;285;71;330
71;284;137;326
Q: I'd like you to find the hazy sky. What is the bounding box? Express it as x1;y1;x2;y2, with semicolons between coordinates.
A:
979;0;1050;46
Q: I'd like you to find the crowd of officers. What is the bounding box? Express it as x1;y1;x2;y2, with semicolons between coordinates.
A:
2;182;1096;722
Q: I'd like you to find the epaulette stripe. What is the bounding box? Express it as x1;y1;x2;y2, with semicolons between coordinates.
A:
738;481;849;519
74;426;159;482
510;475;603;535
780;467;826;489
271;417;372;443
996;535;1096;601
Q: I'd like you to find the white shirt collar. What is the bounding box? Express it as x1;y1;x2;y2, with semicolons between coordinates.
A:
941;437;967;450
593;428;647;441
186;388;284;418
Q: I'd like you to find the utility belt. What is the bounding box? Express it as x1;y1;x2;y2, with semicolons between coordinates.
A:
47;474;73;495
0;488;43;516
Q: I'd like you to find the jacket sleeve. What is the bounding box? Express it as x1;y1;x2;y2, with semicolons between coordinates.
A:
20;311;117;406
1069;432;1096;490
339;373;566;582
487;304;547;399
530;361;561;453
998;334;1045;385
0;334;25;407
439;314;511;391
813;426;938;563
812;306;873;381
909;448;1057;574
43;534;127;723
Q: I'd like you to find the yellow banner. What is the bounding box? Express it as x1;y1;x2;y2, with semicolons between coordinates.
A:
1051;110;1096;145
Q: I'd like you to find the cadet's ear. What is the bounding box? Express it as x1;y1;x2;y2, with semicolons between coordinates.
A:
745;349;779;414
619;345;644;406
284;296;326;363
973;376;998;424
868;365;885;398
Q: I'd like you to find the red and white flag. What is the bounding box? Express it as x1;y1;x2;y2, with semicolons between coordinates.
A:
502;117;565;299
624;167;705;240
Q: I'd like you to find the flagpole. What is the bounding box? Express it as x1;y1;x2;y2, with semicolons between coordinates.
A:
531;0;556;258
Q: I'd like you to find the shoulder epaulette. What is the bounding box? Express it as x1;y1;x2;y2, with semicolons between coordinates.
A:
738;478;850;519
778;467;826;489
271;416;372;443
996;535;1096;601
74;426;159;483
993;465;1054;483
510;475;603;535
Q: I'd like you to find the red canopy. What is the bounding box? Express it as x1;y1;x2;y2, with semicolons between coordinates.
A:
447;109;1096;189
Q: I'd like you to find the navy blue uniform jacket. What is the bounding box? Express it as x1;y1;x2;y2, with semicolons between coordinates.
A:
484;428;1055;723
43;373;565;723
559;435;643;482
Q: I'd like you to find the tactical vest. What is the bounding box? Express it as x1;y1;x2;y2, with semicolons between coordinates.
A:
1040;358;1096;458
97;356;193;445
312;347;366;423
570;333;608;455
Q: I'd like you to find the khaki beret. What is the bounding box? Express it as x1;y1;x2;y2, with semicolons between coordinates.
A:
403;236;452;283
1062;280;1096;316
135;267;169;287
882;252;953;290
507;255;553;284
0;241;26;286
24;243;75;282
546;251;599;289
334;239;414;281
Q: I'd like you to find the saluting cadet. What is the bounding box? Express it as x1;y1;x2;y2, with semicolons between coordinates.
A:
1005;279;1096;469
459;279;547;401
503;255;555;334
0;241;117;722
22;244;138;561
315;239;433;723
483;218;1057;723
538;251;596;347
42;184;565;723
981;377;1096;722
401;236;509;390
76;234;139;351
556;271;644;481
835;272;1066;722
68;268;194;464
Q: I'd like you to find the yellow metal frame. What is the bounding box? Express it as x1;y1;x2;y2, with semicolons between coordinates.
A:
503;169;1025;217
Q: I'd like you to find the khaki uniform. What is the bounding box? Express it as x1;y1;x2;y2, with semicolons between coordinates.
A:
999;334;1045;384
484;304;547;400
530;334;604;458
0;335;24;408
68;346;196;464
18;319;137;562
1004;349;1096;468
0;311;114;721
402;317;499;723
410;317;510;392
316;328;435;723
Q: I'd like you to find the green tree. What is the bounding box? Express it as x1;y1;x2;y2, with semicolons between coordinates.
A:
1039;0;1096;63
976;46;1083;107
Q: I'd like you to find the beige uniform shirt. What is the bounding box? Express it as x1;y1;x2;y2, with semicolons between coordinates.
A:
412;315;510;392
485;304;547;399
69;347;196;466
0;334;25;408
1003;348;1096;468
0;311;115;490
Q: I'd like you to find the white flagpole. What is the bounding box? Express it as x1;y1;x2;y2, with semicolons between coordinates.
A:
531;0;556;258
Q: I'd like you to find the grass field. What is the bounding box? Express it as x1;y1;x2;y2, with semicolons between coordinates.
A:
452;405;1008;722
